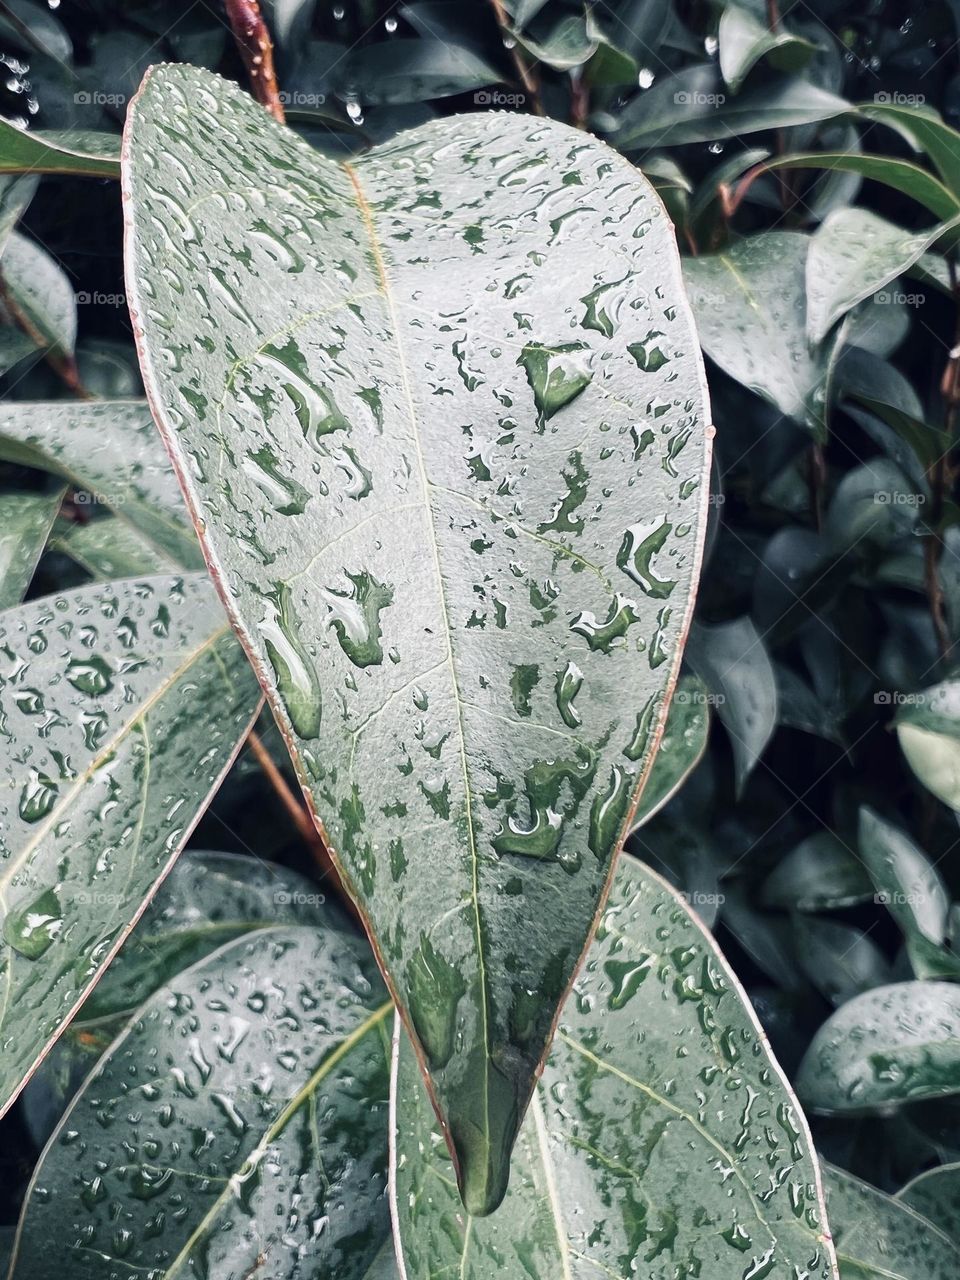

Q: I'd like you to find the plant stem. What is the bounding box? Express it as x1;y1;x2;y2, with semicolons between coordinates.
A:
246;728;359;921
224;0;286;124
487;0;544;115
0;272;91;399
929;271;960;661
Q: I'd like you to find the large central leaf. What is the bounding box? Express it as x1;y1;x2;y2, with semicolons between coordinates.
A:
123;65;711;1213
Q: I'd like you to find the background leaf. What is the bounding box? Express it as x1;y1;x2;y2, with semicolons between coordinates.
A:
0;573;260;1115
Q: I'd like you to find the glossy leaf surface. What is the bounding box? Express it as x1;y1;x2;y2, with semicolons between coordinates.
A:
898;1163;960;1243
796;981;960;1113
0;401;201;568
630;671;709;828
825;1164;960;1279
0;574;259;1115
0;487;63;608
123;65;712;1213
9;927;393;1280
0;122;120;177
391;855;838;1280
895;678;960;810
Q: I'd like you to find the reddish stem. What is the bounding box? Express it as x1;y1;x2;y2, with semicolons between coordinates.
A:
224;0;286;124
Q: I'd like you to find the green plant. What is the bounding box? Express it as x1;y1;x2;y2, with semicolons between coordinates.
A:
0;1;959;1277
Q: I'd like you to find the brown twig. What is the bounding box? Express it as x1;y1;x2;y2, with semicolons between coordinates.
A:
928;267;960;661
224;0;286;124
487;0;544;115
0;272;91;399
246;729;359;921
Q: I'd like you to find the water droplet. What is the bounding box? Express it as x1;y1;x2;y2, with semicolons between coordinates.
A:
324;570;393;668
258;582;322;739
616;517;677;597
555;660;583;728
4;886;62;958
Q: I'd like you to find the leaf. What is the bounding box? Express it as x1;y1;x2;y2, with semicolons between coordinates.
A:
824;458;921;551
796;981;960;1113
123;65;712;1214
513;14;596;71
826;1163;960;1279
0;487;64;607
1;230;76;356
806;208;958;344
0;573;260;1117
630;672;710;828
0;121;120;178
844;391;947;477
792;916;890;1006
762;832;874;912
343;39;501;103
18;848;345;1147
686;617;777;793
737;152;960;221
0;401;202;568
896;678;960;810
858;806;959;979
616;74;847;150
859;101;960;199
51;515;177;580
897;1163;960;1244
718;4;815;94
684;231;828;435
392;854;839;1280
9;927;393;1280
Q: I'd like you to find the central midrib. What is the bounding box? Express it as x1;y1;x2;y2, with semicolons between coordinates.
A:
342;160;494;1151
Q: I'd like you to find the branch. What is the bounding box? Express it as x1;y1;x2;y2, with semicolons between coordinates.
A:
0;272;91;399
246;728;361;923
487;0;544;115
224;0;286;124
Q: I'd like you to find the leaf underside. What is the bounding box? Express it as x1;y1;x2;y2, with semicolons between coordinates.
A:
123;65;712;1214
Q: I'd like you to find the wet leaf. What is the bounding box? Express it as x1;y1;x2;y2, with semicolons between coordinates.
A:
1;230;76;356
19;848;346;1146
825;1162;960;1279
806;208;957;344
797;981;960;1113
897;1163;960;1243
0;487;64;607
0;401;201;568
895;678;960;810
123;65;712;1214
718;5;814;94
630;672;710;828
739;152;960;221
858;806;960;979
684;231;829;435
859;101;960;199
686;616;777;794
617;74;846;149
0;573;260;1116
0;122;120;178
391;854;839;1280
9;927;393;1280
51;515;177;580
